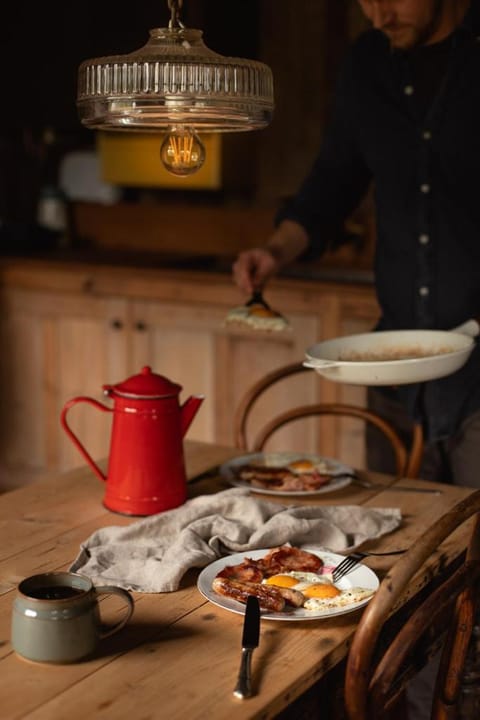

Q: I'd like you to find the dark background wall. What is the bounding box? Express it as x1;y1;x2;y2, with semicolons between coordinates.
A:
0;1;368;223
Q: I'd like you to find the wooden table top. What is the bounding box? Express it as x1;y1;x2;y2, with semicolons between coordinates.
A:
0;439;475;720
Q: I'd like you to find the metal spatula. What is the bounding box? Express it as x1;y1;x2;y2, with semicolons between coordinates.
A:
245;290;273;310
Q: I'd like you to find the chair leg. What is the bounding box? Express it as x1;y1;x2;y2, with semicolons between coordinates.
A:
405;422;424;478
458;623;480;720
431;585;477;720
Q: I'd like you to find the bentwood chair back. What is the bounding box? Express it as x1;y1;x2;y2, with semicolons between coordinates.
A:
344;488;480;720
233;362;424;478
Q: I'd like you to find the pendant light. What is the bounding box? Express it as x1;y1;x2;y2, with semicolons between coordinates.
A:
76;0;274;176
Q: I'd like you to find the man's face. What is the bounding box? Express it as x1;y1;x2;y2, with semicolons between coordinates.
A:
357;0;445;49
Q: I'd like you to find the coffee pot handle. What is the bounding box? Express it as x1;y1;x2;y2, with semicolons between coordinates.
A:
60;397;112;482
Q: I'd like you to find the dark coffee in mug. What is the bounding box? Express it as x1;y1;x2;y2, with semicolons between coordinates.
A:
26;585;85;600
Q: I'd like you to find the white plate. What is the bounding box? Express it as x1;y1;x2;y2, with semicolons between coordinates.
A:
197;547;379;621
220;452;353;496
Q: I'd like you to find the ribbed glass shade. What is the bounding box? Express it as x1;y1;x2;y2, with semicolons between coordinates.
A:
77;27;274;132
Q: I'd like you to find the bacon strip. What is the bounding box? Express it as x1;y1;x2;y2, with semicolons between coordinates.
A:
216;559;264;583
211;546;324;613
259;546;324;576
235;462;333;491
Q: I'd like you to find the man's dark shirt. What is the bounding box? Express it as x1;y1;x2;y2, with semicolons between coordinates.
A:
276;2;480;442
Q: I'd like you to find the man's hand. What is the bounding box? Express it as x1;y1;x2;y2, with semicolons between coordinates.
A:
232;220;310;295
232;248;280;295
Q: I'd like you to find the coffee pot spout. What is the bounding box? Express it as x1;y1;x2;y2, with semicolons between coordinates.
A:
180;395;204;436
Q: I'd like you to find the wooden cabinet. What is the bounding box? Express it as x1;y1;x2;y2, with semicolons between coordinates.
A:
0;260;379;489
0;287;129;486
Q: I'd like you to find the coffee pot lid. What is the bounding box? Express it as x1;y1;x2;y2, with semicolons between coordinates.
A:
103;366;182;398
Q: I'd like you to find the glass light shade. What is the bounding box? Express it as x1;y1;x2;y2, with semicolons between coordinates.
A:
77;26;274;132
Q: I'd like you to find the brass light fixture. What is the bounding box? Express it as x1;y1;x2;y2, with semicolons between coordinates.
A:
76;0;274;176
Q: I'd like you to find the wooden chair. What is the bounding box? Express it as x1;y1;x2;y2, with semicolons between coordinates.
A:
233;362;424;478
344;488;480;720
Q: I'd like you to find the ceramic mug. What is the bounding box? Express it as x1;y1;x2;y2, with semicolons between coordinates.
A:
11;571;134;663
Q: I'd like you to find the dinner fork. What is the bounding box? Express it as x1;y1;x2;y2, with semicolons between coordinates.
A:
332;549;407;582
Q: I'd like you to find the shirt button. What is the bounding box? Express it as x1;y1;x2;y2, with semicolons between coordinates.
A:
404;85;414;95
419;233;430;245
422;130;432;140
420;183;430;194
419;286;429;297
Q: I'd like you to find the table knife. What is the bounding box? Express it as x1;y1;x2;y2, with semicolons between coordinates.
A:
350;475;442;495
388;485;442;495
233;595;260;699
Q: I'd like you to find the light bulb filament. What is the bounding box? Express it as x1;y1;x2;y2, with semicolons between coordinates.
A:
170;132;194;165
160;125;206;176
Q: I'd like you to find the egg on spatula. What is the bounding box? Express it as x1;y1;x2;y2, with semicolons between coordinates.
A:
224;293;290;332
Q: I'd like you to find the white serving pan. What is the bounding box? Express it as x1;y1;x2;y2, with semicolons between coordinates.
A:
304;319;479;386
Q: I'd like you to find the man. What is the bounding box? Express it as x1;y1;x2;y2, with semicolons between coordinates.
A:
233;0;480;488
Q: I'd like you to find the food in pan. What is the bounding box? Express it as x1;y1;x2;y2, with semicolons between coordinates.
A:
338;345;454;362
211;546;375;613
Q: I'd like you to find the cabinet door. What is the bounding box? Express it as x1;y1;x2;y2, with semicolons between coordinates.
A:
129;299;229;443
0;288;128;485
129;298;324;453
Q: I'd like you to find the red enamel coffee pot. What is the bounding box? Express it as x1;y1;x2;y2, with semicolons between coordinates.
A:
60;366;204;515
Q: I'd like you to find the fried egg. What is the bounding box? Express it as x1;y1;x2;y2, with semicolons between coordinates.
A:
224;305;290;332
263;570;374;609
263;570;335;596
261;453;334;475
287;459;316;473
286;458;334;476
303;587;375;611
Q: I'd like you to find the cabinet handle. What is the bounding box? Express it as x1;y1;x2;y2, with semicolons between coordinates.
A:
135;321;147;332
111;319;124;330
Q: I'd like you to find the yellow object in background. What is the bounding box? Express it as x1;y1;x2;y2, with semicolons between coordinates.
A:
97;131;222;189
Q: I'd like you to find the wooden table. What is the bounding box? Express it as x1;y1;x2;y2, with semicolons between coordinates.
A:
0;440;475;720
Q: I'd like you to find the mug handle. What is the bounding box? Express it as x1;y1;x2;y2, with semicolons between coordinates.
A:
94;586;134;639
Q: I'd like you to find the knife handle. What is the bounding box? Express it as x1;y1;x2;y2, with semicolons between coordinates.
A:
233;647;253;699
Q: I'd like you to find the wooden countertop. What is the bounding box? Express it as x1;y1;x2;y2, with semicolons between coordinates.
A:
0;254;377;313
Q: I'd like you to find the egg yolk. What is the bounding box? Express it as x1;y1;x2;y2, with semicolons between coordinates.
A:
302;583;342;599
264;575;299;588
288;459;314;473
249;306;277;318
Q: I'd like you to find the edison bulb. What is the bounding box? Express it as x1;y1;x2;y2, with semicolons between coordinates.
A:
160;126;206;176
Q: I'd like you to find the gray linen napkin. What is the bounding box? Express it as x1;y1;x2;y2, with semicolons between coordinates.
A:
70;488;401;592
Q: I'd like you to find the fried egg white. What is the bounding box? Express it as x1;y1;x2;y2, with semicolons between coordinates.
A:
287;457;334;475
263;570;375;609
303;586;375;611
224;305;290;332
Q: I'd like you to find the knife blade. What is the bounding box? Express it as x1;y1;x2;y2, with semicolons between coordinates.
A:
233;595;260;699
350;475;442;494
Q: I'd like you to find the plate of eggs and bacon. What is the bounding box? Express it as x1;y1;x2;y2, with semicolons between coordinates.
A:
220;452;355;496
197;545;378;621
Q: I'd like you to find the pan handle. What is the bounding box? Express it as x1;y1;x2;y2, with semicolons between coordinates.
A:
303;359;341;369
450;319;480;338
